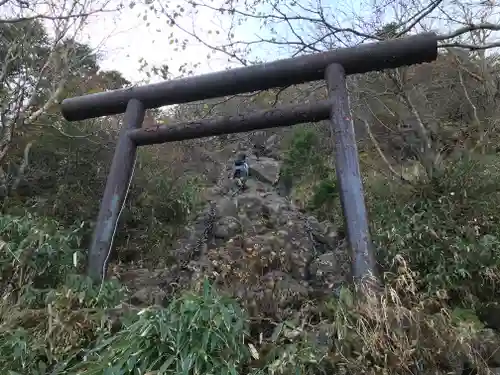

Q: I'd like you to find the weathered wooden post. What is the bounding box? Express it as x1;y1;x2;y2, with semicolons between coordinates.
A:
325;64;376;282
87;98;145;281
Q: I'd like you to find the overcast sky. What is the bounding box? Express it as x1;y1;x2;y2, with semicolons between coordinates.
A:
78;0;266;83
43;0;498;85
77;0;389;85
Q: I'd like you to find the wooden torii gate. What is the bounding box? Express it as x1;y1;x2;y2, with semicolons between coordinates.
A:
61;33;438;283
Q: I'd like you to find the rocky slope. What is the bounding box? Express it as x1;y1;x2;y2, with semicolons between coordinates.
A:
120;152;351;320
115;151;500;375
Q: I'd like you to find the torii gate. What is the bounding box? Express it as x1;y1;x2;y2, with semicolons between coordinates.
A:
61;33;438;283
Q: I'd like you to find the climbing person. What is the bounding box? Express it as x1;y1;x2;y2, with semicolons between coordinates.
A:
232;152;249;191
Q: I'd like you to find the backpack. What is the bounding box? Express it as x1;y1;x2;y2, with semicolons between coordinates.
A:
233;161;249;179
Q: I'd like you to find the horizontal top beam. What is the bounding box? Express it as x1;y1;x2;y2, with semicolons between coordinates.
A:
61;32;438;121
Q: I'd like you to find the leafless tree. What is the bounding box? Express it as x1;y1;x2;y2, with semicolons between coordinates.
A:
0;0;121;193
143;0;500;180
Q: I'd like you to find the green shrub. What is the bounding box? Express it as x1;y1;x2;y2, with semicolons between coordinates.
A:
0;213;86;307
370;155;500;306
3;127;204;265
2;123;116;225
117;148;205;264
73;280;251;375
0;275;125;374
307;177;339;220
281;128;331;183
51;274;125;309
0;213;126;374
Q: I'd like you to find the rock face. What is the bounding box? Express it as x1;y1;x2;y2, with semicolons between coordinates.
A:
123;152;350;320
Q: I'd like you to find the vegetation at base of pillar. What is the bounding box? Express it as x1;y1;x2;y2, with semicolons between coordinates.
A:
2;0;500;373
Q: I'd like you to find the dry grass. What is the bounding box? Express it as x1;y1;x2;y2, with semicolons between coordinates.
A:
255;259;499;375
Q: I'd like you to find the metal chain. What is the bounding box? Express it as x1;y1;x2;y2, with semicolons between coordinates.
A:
179;201;217;269
194;201;217;258
178;163;228;270
304;216;319;253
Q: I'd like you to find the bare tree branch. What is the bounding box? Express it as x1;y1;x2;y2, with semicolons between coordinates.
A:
0;7;117;24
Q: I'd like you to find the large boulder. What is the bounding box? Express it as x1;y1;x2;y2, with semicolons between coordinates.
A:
248;156;280;184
